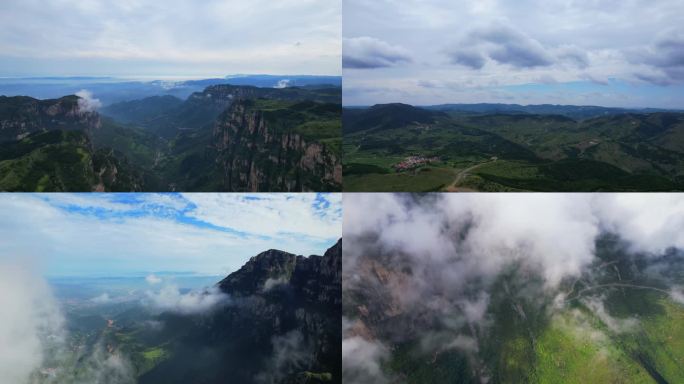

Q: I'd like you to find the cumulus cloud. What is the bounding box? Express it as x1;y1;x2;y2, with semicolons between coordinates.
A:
69;342;136;384
447;24;578;70
262;276;288;291
0;263;65;384
345;194;599;289
670;286;684;305
273;79;291;89
343;193;684;380
582;296;638;333
343;0;684;107
632;30;684;85
592;194;684;255
90;293;111;304
145;274;162;285
345;194;684;293
0;263;136;383
448;47;487;69
255;330;312;384
342;318;391;384
145;285;229;315
343;37;412;69
75;89;102;113
555;45;590;69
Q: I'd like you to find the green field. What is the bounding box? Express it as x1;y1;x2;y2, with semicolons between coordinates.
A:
343;105;684;191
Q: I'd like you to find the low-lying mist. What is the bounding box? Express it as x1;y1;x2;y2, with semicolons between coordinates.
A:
0;267;228;384
342;193;684;383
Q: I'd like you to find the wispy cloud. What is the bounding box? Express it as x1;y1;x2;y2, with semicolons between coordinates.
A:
0;0;341;76
0;193;341;277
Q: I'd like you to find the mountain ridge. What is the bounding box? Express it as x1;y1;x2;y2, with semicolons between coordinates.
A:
140;239;342;384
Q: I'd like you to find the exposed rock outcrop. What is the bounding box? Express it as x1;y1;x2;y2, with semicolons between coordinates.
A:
213;100;341;191
141;240;342;384
0;95;101;143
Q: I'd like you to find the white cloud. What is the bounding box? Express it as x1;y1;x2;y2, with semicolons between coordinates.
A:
343;193;684;378
145;274;162;285
0;263;65;384
263;276;288;291
343;0;684;106
343;37;412;69
274;79;290;89
0;263;136;383
75;89;102;112
180;193;342;241
0;194;341;277
345;193;684;290
0;0;341;76
145;285;229;314
670;286;684;305
255;330;311;383
342;317;391;384
90;293;111;304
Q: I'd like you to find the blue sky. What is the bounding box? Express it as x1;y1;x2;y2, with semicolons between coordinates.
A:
0;193;342;277
0;0;341;77
343;0;684;108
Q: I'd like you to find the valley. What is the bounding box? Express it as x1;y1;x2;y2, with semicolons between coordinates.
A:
343;103;684;192
0;78;342;192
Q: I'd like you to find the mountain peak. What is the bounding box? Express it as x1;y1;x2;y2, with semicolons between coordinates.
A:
217;240;342;298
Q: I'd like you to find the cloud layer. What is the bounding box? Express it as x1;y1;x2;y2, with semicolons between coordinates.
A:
343;193;684;382
145;285;229;314
343;0;684;107
343;37;412;69
0;0;341;77
0;263;65;384
0;193;341;276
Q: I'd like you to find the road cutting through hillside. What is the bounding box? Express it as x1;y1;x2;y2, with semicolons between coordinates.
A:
445;158;497;192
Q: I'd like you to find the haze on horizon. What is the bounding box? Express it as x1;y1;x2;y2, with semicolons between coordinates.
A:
0;0;341;78
343;0;684;108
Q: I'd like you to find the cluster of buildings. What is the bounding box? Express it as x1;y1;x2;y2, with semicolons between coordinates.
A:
393;155;439;171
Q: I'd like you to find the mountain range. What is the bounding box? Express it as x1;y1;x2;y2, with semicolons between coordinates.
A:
139;239;342;383
0;83;342;191
0;75;342;105
344;103;684;192
39;240;342;384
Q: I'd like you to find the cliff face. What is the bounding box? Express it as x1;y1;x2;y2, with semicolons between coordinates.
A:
0;95;101;143
141;240;342;384
213;100;342;192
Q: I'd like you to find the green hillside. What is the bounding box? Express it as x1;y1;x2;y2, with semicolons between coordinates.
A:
344;104;684;191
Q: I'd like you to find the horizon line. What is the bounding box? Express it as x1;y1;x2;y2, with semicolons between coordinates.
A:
342;101;684;111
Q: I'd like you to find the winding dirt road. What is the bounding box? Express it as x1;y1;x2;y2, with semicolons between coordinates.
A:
445;158;497;192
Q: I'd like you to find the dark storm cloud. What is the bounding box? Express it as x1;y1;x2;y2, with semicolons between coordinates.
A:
343;37;413;69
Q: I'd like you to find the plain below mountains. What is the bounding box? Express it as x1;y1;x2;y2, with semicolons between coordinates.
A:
343;103;684;192
0;83;341;191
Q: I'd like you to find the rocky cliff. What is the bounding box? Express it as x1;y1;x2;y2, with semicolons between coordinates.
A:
140;240;342;384
0;95;101;142
212;100;342;191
